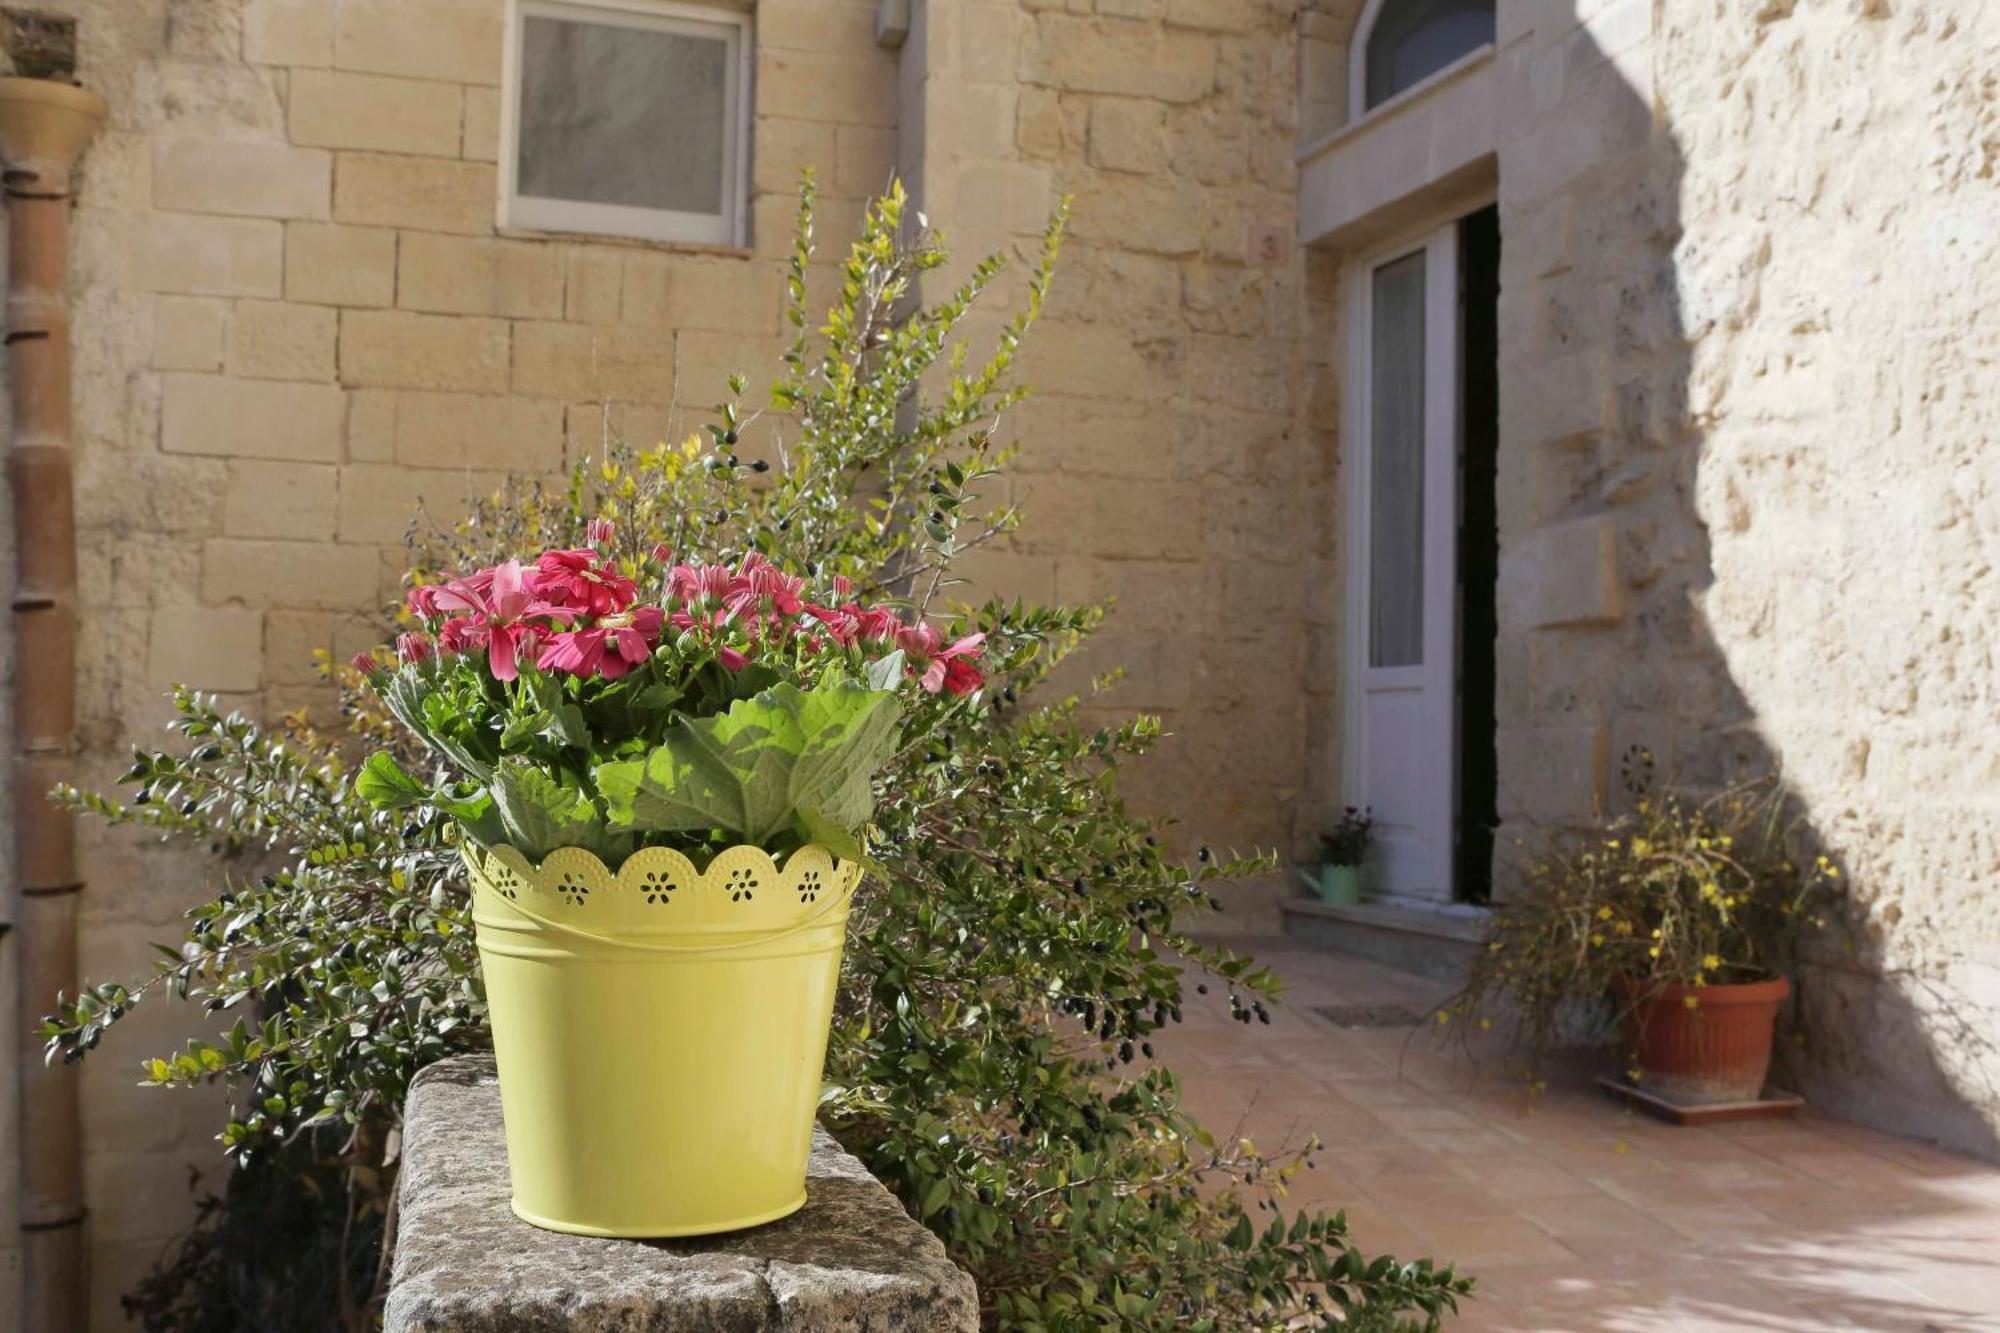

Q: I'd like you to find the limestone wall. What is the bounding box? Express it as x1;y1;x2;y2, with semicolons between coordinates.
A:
1659;0;2000;1155
0;0;896;1319
898;0;1330;869
1486;0;2000;1152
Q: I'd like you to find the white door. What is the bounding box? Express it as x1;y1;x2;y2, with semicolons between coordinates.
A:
1343;224;1460;903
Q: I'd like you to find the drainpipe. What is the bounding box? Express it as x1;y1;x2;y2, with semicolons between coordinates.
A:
0;72;105;1333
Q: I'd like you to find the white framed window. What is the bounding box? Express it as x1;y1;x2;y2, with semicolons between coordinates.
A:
1348;0;1494;120
500;0;752;247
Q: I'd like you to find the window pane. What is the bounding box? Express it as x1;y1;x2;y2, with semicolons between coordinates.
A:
1364;0;1495;109
1369;251;1425;669
517;14;730;216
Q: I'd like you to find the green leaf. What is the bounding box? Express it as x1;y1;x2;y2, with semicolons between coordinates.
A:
598;678;901;847
385;669;492;778
433;787;507;846
489;759;625;860
862;648;906;693
794;805;868;863
525;671;592;747
355;751;425;810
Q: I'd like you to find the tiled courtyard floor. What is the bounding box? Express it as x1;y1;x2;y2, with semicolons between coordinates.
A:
1161;935;2000;1332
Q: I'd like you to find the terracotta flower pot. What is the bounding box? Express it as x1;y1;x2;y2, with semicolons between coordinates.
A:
1615;974;1790;1106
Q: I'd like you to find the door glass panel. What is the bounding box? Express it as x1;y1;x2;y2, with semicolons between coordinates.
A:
1369;250;1426;668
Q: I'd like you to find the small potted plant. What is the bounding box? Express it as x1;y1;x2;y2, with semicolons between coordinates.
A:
1442;769;1839;1109
355;528;984;1236
1300;806;1372;906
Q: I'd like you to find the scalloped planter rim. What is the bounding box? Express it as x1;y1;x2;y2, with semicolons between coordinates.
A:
465;841;863;1237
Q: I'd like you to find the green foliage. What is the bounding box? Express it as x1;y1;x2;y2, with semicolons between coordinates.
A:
593;675;902;863
49;177;1468;1331
1443;750;1841;1067
50;694;482;1160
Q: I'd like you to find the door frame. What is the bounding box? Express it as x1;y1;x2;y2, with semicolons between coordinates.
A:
1339;195;1494;903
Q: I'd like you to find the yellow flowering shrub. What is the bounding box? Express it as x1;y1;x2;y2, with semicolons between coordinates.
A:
1441;756;1842;1064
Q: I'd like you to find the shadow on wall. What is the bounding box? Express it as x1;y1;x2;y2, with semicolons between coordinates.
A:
1502;0;1998;1160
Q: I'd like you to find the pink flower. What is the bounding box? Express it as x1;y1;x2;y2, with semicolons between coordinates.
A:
536;607;664;680
431;560;575;682
935;652;985;698
350;651;380;674
717;645;749;672
533;549;639;618
854;605;902;642
669;562;737;607
747;560;804;616
895;621;943;658
803;603;860;646
437;617;480;655
720;554;805;622
649;542;673;565
897;622;987;697
395;632;433;664
586;517;617;546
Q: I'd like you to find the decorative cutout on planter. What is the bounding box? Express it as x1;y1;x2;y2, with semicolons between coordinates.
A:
462;842;859;937
488;863;522;900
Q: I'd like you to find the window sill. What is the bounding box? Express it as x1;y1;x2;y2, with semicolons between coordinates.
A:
1295;43;1500;252
1296;43;1497;169
494;223;756;261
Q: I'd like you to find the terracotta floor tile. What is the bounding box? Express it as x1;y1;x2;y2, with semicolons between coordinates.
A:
1417;1216;1581;1265
1644;1201;1792;1244
1360;1176;1518;1223
1172;936;2000;1331
1447;1154;1596;1198
1336;1201;1435;1257
1511;1190;1683;1242
1315;1144;1459;1182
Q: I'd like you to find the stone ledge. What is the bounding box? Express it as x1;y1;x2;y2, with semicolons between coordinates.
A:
1280;896;1489;983
384;1055;979;1332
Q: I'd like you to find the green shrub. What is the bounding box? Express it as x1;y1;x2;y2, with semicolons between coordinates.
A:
48;179;1469;1331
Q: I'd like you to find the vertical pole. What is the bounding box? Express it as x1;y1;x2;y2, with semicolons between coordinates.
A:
0;73;105;1333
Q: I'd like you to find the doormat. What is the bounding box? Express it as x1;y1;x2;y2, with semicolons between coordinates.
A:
1311;1003;1425;1029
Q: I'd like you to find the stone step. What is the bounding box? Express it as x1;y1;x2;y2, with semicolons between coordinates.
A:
1279;895;1490;984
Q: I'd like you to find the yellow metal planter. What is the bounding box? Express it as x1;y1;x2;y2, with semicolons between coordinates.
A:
464;841;861;1237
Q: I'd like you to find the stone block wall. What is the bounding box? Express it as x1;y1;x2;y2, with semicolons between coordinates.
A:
1290;0;2000;1156
1655;0;2000;1155
1484;0;2000;1152
0;0;897;1319
1490;0;1667;828
899;0;1332;867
